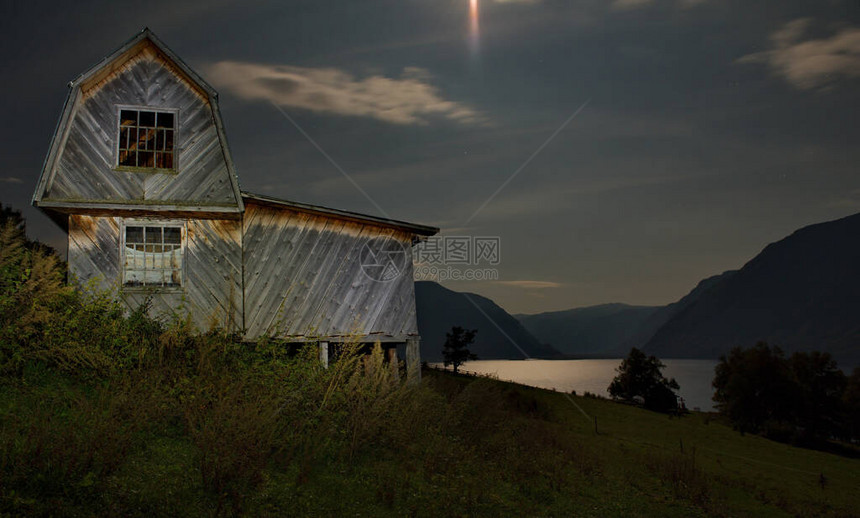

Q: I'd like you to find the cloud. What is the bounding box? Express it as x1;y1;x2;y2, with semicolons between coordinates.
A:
494;280;562;289
206;62;486;125
0;177;23;184
738;19;860;90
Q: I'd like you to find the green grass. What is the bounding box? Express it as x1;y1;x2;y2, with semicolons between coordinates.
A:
2;365;858;517
4;209;854;516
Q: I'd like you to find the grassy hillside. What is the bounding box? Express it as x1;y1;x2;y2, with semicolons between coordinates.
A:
2;362;858;517
1;212;858;517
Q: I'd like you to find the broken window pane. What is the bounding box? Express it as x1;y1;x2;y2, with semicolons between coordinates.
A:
138;128;155;150
139;110;156;127
117;109;176;169
120;110;137;126
157;112;174;128
119;150;137;167
138;151;154;168
127;128;138;149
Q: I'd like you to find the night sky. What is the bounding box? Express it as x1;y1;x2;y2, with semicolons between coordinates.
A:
1;0;858;314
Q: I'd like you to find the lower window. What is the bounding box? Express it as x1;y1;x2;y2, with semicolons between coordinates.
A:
122;222;184;287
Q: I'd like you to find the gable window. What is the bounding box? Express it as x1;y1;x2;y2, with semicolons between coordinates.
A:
122;222;184;288
118;108;175;170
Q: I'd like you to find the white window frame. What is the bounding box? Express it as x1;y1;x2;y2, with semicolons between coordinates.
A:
114;105;180;172
120;219;187;291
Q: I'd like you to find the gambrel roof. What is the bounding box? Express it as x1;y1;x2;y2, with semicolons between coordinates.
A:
33;28;244;214
33;28;438;240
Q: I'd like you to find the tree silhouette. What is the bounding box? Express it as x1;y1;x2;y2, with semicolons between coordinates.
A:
608;348;680;413
789;350;846;441
442;326;477;374
713;342;851;442
844;367;860;441
712;342;795;434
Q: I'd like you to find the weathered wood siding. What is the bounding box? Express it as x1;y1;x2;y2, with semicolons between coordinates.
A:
242;202;419;340
68;214;242;332
184;218;243;332
43;43;239;209
68;214;122;291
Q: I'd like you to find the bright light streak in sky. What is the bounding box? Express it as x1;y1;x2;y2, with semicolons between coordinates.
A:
469;0;480;61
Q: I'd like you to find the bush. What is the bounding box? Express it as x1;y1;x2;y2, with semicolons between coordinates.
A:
184;371;284;514
0;215;71;374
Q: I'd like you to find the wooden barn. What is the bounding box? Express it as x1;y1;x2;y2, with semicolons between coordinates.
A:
31;29;438;378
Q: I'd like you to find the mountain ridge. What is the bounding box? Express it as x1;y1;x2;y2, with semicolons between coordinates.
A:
643;212;860;367
415;281;561;362
516;303;660;356
418;212;860;368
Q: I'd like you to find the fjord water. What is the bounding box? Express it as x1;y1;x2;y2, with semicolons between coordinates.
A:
446;359;720;412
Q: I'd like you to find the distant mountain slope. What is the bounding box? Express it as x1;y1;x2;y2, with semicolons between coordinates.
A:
415;281;560;362
618;270;738;354
516;304;660;356
644;213;860;368
514;271;739;357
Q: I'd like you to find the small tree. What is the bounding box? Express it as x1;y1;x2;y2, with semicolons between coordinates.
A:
442;326;477;374
608;348;680;413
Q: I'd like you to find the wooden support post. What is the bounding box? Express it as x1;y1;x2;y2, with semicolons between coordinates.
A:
320;341;329;369
406;337;421;384
387;347;400;382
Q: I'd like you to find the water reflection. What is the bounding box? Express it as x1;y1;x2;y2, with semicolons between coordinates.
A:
432;359;719;412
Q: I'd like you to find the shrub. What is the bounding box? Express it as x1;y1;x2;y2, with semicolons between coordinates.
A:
0;217;71;374
608;348;680;413
183;371;284;515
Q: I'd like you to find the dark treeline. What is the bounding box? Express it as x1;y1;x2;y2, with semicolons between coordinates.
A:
713;342;860;447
